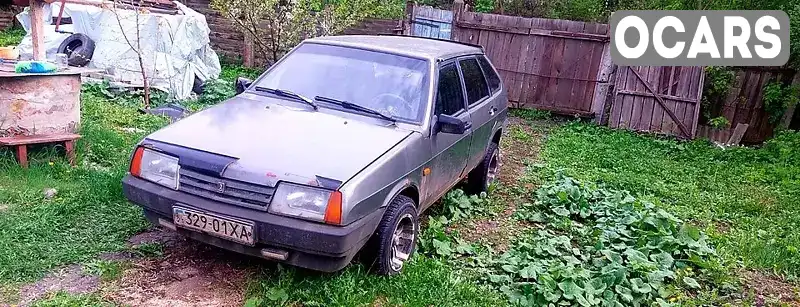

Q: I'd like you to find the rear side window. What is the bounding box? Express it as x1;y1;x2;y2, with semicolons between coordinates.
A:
435;63;466;116
458;58;489;105
478;56;501;93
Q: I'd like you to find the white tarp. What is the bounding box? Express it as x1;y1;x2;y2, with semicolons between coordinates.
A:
16;1;221;100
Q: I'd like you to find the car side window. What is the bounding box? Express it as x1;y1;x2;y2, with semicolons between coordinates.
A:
477;56;501;94
458;58;490;105
435;63;466;116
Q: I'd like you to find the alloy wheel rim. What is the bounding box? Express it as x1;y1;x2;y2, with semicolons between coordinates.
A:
389;213;415;271
486;150;500;187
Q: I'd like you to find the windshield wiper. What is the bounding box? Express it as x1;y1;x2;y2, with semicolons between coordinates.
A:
254;86;317;110
314;96;396;123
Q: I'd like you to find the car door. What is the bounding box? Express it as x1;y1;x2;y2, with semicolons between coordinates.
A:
424;61;472;204
459;56;495;170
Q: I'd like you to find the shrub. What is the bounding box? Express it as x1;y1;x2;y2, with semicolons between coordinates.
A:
762;81;799;125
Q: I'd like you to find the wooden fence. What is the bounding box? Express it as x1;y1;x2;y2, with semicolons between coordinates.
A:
609;66;704;139
695;67;795;144
449;5;610;116
0;9;18;29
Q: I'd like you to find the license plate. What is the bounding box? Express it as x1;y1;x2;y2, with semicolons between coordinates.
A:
172;207;255;246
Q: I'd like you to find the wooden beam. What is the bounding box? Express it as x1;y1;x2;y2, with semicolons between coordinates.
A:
404;0;414;36
727;123;749;145
29;0;46;60
615;89;699;104
628;66;692;138
779;72;800;129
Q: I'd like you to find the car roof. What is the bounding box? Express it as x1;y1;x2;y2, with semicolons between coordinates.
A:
305;35;484;61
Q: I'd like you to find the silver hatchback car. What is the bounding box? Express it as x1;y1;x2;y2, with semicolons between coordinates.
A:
122;35;508;275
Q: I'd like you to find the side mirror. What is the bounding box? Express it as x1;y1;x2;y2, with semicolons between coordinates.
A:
235;77;253;95
436;114;471;134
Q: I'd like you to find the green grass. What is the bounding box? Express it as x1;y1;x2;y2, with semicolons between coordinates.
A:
540;122;800;279
0;91;167;284
245;259;504;307
29;292;113;307
509;107;551;121
0;28;24;46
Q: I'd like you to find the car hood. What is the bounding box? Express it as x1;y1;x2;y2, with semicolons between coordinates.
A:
145;94;412;187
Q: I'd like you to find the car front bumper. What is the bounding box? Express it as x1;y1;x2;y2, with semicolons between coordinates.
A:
122;175;382;272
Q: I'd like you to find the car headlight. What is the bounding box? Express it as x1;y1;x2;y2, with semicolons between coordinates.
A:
269;182;342;224
130;147;180;189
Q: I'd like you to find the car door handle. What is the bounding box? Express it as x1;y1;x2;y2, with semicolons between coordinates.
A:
489;106;498;116
464;122;472;130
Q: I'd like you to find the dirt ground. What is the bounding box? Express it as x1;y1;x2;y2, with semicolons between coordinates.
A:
739;270;800;306
451;117;553;252
100;229;254;307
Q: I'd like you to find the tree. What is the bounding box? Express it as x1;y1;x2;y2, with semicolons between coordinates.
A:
211;0;388;65
111;1;152;108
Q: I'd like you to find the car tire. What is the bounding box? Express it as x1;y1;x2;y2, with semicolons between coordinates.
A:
466;142;500;194
57;33;95;67
192;76;205;94
364;195;418;276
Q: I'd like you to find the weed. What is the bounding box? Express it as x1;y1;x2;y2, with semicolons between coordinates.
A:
495;174;718;306
763;81;799;124
442;189;491;222
0;28;24;46
510;108;551;121
220;62;264;81
131;242;164;257
708;116;730;130
541;122;800;280
29;292;112;307
82;260;125;281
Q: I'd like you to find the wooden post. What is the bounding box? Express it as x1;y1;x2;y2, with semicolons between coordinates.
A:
243;32;254;68
779;72;800;129
452;0;465;40
65;140;76;166
15;145;28;168
29;0;46;60
404;0;414;36
591;35;613;124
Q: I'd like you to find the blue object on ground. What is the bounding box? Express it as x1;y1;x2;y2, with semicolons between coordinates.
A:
14;61;58;73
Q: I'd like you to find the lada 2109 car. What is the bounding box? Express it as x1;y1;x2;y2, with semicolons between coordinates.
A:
122;35;508;275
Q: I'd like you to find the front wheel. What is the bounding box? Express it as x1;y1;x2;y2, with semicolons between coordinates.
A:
466;142;500;194
364;195;418;275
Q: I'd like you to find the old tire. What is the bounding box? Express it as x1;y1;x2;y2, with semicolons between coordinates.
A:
192;76;205;94
466;142;500;194
57;33;95;67
364;195;418;276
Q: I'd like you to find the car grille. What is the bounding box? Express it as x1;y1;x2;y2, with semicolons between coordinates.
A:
178;168;275;210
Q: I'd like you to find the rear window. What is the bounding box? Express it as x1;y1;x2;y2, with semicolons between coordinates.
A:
458;58;489;105
477;56;501;94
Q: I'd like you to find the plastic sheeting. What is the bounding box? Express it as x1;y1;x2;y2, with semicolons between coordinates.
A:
16;1;221;99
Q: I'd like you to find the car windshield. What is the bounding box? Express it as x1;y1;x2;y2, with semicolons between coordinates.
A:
255;43;431;123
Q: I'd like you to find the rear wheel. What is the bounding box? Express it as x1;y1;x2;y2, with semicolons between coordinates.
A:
466;142;500;194
364;195;418;275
